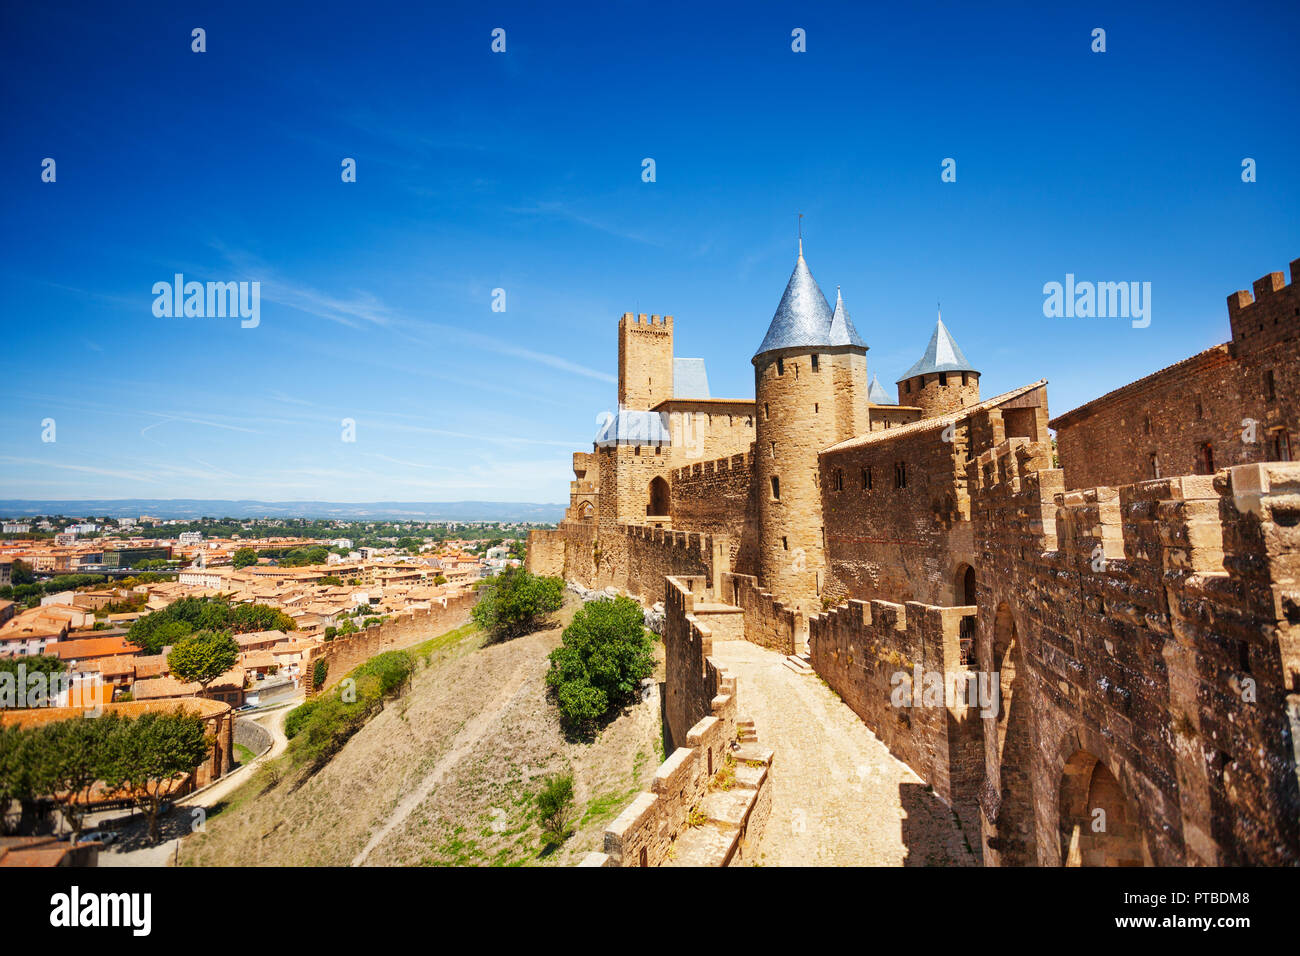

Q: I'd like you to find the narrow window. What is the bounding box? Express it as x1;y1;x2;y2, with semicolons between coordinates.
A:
769;441;776;458
1266;370;1276;403
764;403;770;420
1196;442;1214;475
777;357;785;376
782;536;788;550
814;403;819;414
811;354;819;371
835;469;844;491
1270;429;1292;462
894;462;907;488
961;372;968;386
1149;453;1160;478
1194;396;1204;419
939;372;948;386
904;379;911;394
1143;414;1151;435
654;445;661;455
771;476;780;500
862;467;872;490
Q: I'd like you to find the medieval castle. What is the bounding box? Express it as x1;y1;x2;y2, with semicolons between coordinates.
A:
530;247;1300;867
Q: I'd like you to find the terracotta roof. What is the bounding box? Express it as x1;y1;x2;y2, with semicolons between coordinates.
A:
47;635;138;661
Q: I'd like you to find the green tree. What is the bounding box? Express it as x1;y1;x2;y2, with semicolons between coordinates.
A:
36;715;121;840
471;567;564;640
10;560;35;586
232;547;258;569
545;597;654;732
536;772;575;849
101;710;211;845
167;631;240;691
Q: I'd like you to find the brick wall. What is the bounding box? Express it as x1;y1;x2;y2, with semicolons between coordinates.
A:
301;591;477;697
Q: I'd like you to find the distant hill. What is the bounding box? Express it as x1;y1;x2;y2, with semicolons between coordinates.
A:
0;499;566;522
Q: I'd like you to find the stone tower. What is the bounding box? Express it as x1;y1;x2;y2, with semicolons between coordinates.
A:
753;247;869;613
618;312;674;409
895;314;980;418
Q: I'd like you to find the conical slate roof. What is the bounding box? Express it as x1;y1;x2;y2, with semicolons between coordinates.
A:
828;287;868;349
867;374;894;405
754;248;835;358
896;317;978;382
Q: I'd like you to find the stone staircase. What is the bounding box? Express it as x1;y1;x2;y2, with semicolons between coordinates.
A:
736;718;758;744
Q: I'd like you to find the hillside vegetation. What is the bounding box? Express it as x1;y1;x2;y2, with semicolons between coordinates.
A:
181;595;664;866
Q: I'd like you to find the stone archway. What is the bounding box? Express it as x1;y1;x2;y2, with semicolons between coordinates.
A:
983;601;1036;865
647;476;670;517
1058;750;1145;866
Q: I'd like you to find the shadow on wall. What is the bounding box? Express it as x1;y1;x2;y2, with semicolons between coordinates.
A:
899;782;978;867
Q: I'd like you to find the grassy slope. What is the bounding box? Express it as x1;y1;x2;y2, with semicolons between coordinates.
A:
182;598;664;866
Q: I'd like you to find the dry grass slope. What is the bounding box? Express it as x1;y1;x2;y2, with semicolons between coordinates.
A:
181;596;664;867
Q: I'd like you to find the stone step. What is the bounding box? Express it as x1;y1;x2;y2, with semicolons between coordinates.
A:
783;655;813;675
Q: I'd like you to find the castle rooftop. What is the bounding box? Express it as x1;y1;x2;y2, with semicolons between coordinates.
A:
828;287;869;349
867;374;894;405
823;380;1046;453
753;245;837;359
896;316;979;381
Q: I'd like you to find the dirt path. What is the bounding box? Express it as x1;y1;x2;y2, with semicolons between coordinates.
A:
351;659;535;866
711;640;977;866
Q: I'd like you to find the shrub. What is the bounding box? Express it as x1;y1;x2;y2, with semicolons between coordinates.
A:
536;772;575;848
312;658;328;689
471;568;563;640
545;597;654;732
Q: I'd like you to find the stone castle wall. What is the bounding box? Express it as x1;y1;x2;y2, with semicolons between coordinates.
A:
670;451;760;577
968;438;1300;866
301;591;478;697
1052;259;1300;489
524;529;566;577
722;571;803;655
809;598;984;839
581;574;774;868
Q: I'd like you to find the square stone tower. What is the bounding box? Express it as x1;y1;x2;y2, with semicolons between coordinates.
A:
618;313;674;409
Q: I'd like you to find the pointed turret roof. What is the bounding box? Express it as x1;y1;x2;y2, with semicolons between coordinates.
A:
896;315;978;382
753;243;836;358
828;287;868;349
867;374;893;405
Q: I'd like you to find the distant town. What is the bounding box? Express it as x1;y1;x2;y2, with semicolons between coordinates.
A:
0;514;552;710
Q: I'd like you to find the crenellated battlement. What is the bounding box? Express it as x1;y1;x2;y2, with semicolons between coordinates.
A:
1226;258;1300;348
673;451;752;483
621;311;674;329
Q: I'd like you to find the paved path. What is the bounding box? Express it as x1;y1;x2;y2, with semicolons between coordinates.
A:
712;640;977;867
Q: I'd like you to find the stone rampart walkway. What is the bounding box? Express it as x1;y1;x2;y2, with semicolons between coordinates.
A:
711;639;977;866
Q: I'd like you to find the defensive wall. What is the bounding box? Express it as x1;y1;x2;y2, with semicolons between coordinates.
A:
968;438;1300;866
809;598;984;843
301;591;477;697
670;451;760;577
579;575;773;867
1052;259;1300;489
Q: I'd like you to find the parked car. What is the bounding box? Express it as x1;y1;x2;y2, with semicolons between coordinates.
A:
74;830;116;846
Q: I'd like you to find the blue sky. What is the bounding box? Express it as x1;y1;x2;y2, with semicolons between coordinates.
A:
1;0;1296;505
